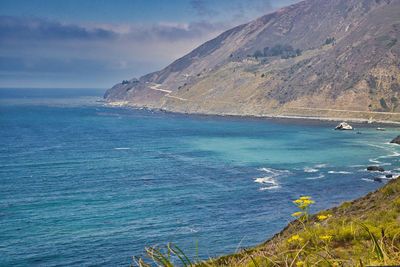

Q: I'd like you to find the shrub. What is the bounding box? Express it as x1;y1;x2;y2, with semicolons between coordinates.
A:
262;44;301;58
387;38;398;48
325;37;335;45
367;76;377;89
380;98;389;110
253;50;263;58
391;83;400;92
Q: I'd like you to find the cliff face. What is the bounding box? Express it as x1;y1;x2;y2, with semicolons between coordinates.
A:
105;0;400;122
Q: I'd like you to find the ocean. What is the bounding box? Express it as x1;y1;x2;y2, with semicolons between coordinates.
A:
1;88;399;266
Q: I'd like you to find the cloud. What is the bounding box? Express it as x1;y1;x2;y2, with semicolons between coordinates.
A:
0;16;117;42
0;0;304;88
124;21;227;42
0;16;227;43
0;16;229;87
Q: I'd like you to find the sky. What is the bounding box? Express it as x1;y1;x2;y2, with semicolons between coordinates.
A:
0;0;300;88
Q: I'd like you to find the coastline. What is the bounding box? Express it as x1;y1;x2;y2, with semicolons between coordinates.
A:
212;177;400;266
103;102;400;128
102;100;400;265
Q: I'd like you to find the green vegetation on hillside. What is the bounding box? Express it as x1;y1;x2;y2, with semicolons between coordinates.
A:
252;44;302;60
132;178;400;266
325;37;335;45
380;98;389;111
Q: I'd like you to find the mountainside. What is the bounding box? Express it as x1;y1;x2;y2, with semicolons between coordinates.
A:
133;177;400;266
104;0;400;122
211;177;400;266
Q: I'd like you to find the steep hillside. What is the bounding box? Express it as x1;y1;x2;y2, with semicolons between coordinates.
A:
132;177;400;266
210;177;400;266
105;0;400;122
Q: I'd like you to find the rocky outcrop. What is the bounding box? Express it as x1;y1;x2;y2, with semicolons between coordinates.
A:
367;166;385;172
390;135;400;145
335;122;353;130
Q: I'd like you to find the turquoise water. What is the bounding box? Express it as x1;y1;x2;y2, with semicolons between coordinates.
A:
1;88;399;266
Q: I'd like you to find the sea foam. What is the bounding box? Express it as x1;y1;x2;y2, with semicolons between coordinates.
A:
306;174;325;180
253;168;291;190
328;171;351;174
304;167;319;173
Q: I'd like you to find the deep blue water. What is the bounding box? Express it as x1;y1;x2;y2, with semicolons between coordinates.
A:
1;88;399;266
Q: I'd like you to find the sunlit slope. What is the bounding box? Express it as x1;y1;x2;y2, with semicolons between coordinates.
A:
105;0;400;121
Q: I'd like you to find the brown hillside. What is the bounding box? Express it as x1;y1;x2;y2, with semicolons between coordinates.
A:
105;0;400;122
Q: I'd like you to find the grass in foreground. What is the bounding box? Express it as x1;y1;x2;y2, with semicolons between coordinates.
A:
132;178;400;266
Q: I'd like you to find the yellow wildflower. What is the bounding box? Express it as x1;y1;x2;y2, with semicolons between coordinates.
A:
296;261;304;266
292;211;303;217
299;196;311;200
320;235;333;240
288;234;303;242
299;204;308;208
293;199;303;204
328;214;332;218
370;260;379;266
303;200;315;205
332;262;339;266
318;215;327;220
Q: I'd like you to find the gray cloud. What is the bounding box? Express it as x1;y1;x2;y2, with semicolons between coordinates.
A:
0;16;117;42
126;21;227;42
0;16;229;88
0;16;227;43
0;0;303;88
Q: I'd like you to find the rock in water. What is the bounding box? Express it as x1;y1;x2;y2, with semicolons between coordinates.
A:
390;135;400;145
335;122;353;130
367;166;385;172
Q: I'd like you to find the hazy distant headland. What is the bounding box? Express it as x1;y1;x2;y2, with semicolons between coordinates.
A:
104;0;400;123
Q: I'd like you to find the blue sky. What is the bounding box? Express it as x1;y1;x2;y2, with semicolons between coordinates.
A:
0;0;300;88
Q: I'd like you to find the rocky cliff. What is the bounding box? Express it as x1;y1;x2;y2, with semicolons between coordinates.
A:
105;0;400;122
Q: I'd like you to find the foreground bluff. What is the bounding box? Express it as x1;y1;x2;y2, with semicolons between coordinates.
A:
105;0;400;122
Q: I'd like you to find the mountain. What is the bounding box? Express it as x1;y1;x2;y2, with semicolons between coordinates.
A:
104;0;400;122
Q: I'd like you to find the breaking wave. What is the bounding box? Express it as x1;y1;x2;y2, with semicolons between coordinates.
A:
253;168;291;190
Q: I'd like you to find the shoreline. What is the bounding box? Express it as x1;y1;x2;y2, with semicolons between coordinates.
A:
103;102;400;128
213;177;400;266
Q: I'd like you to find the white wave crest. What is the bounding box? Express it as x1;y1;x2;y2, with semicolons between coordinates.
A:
114;147;131;150
328;171;351;174
304;167;318;173
259;185;281;191
254;177;277;185
257;168;291;175
366;142;400;166
306;174;325;180
315;164;328;168
254;168;291;190
361;178;374;182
